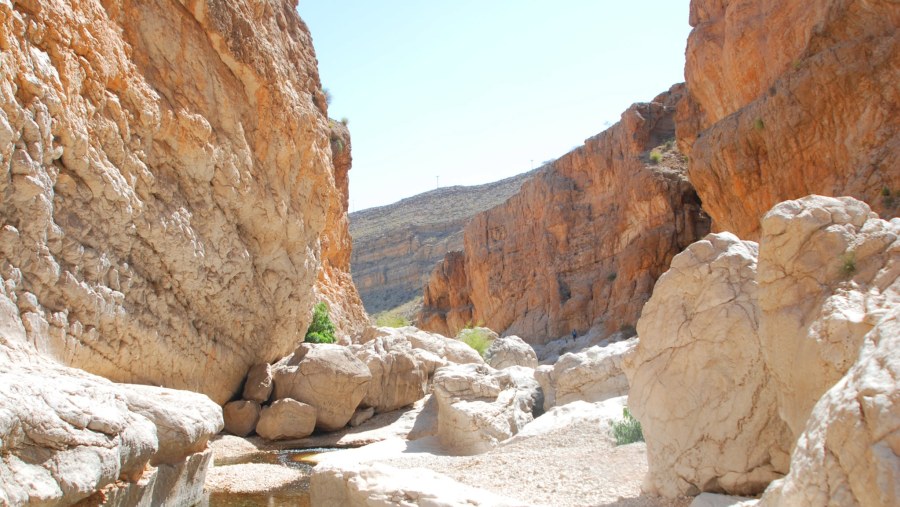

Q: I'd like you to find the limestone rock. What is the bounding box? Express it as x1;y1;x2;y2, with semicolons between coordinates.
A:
757;196;899;441
255;399;317;441
0;0;366;405
223;401;261;438
89;449;213;507
432;364;541;455
537;337;636;411
368;326;485;368
272;343;372;431
678;0;899;238
349;407;375;428
353;336;428;413
485;335;537;370
242;363;274;404
311;462;529;507
420;86;710;342
624;233;792;497
758;310;900;507
350;173;534;315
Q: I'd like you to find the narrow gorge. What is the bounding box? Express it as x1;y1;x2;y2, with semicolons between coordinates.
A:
0;0;897;506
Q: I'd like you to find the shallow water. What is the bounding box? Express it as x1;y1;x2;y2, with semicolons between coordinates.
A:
204;448;338;507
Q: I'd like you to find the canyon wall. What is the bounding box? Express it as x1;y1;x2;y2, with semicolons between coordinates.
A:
420;86;711;343
350;172;534;315
0;0;365;404
678;0;900;239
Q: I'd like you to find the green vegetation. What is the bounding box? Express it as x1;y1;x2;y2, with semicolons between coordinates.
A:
753;117;765;131
323;88;333;106
458;327;494;358
305;302;336;344
374;312;410;328
649;150;662;164
611;407;644;445
607;272;617;282
664;137;675;150
340;117;349;126
840;252;857;278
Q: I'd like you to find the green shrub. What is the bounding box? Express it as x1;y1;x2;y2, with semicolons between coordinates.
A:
840;252;857;278
459;328;494;358
305;302;336;344
611;407;644;445
606;272;617;282
375;312;410;328
753;118;765;131
649;151;662;164
340;117;349;126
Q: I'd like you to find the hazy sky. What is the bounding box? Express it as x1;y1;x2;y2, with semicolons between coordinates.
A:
297;1;692;212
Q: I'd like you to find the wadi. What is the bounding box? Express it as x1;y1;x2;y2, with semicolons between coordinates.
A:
0;1;897;506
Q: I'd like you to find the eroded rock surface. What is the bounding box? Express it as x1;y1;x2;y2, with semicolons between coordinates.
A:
537;337;636;412
485;335;537;370
678;0;900;238
353;335;429;413
624;233;791;497
420;86;710;342
272;343;372;431
0;0;365;405
432;364;541;455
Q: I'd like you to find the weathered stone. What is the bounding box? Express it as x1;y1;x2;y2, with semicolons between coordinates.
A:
349;407;375;428
420;86;710;342
272;344;372;431
758;310;900;507
757;196;899;441
91;449;213;507
255;399;317;441
537;337;636;411
0;0;366;405
678;0;899;238
353;337;428;413
368;326;484;368
485;335;537;370
223;401;261;438
432;364;541;455
242;363;273;404
624;233;791;497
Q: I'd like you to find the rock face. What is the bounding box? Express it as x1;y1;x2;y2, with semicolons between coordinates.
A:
0;0;365;404
353;335;429;413
626;196;899;500
272;343;372;431
624;234;791;497
255;399;317;441
350;172;535;315
759;309;899;507
432;364;541;455
757;196;899;442
537;337;637;412
678;0;900;239
420;86;711;342
0;285;223;506
485;335;537;370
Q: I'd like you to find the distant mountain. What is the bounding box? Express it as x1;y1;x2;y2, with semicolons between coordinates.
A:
350;170;538;314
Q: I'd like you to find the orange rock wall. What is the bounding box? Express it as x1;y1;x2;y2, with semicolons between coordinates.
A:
420;87;711;343
679;0;900;239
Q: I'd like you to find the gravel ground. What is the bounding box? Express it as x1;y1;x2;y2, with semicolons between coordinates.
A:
379;417;691;507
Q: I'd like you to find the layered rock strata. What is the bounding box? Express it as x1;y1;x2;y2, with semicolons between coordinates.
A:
420;86;711;342
0;0;364;404
350;171;535;315
677;0;900;238
626;196;899;499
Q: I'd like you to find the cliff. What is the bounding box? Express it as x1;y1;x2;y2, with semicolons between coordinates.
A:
350;171;534;314
0;0;365;405
678;0;900;239
419;86;711;342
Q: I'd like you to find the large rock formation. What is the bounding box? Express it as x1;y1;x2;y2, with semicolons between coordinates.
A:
0;0;365;404
626;196;899;500
624;234;791;497
420;86;711;342
677;0;900;239
350;171;534;315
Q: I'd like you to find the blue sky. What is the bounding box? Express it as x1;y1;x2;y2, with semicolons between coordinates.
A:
297;1;692;211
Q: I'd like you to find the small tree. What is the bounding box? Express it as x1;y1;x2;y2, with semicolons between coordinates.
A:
305;302;336;343
611;407;644;445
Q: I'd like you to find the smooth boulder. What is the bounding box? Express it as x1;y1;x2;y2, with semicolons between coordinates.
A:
223;400;261;437
485;335;537;369
255;399;317;441
536;337;636;411
354;336;428;413
242;363;274;403
272;344;372;431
